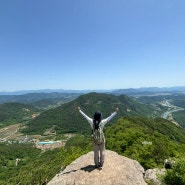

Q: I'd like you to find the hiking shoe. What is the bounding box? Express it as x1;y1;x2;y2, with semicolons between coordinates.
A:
99;163;103;168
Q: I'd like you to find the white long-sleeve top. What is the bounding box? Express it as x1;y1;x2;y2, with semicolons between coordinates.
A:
79;109;117;130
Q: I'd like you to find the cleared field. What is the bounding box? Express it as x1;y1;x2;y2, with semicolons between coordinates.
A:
0;124;20;140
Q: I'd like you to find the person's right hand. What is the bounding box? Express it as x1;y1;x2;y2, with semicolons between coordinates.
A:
77;106;81;110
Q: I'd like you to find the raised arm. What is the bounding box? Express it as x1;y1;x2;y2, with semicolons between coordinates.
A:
78;107;93;127
107;108;119;121
101;108;119;127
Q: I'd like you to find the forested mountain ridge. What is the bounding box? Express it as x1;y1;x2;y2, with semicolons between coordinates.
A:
21;92;163;135
0;103;39;128
105;116;185;169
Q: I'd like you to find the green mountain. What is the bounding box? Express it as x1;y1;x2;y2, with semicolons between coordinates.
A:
0;103;39;128
105;116;185;169
21;92;163;135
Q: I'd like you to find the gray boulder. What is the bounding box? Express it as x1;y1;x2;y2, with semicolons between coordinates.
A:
47;150;147;185
145;168;166;185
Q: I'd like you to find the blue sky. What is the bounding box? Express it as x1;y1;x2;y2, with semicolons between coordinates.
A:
1;0;185;91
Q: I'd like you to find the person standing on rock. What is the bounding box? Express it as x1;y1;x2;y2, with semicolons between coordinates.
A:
78;106;119;168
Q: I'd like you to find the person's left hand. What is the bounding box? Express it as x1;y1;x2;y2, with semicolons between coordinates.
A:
115;108;119;112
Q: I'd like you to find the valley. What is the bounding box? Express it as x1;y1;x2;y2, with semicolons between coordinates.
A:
0;123;74;151
161;100;184;126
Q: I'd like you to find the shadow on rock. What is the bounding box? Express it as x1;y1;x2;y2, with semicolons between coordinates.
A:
81;165;97;172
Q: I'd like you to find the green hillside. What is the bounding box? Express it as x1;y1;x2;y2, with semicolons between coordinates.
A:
173;110;185;128
0;142;90;185
1;115;185;184
21;92;162;135
105;116;185;169
0;103;39;128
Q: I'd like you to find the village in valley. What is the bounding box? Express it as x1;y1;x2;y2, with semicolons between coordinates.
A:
0;123;72;150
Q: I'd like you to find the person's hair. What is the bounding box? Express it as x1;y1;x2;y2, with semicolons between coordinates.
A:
93;111;102;129
93;111;102;121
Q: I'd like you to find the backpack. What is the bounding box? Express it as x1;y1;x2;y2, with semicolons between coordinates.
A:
92;121;105;144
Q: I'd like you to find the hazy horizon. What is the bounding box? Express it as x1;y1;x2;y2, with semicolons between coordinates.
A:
1;85;185;94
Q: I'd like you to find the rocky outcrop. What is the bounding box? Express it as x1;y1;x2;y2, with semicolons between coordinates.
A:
145;168;166;185
47;150;147;185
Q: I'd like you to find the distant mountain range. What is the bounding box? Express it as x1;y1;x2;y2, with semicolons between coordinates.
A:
112;86;185;95
0;89;110;95
0;92;81;107
1;86;185;108
1;86;185;96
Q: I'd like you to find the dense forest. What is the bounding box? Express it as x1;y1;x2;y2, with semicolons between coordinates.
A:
105;116;185;169
0;142;91;185
173;110;185;127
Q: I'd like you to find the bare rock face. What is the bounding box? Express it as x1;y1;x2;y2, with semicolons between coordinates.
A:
145;168;166;185
47;150;147;185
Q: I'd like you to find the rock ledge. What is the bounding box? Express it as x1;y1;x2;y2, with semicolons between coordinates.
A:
47;150;147;185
